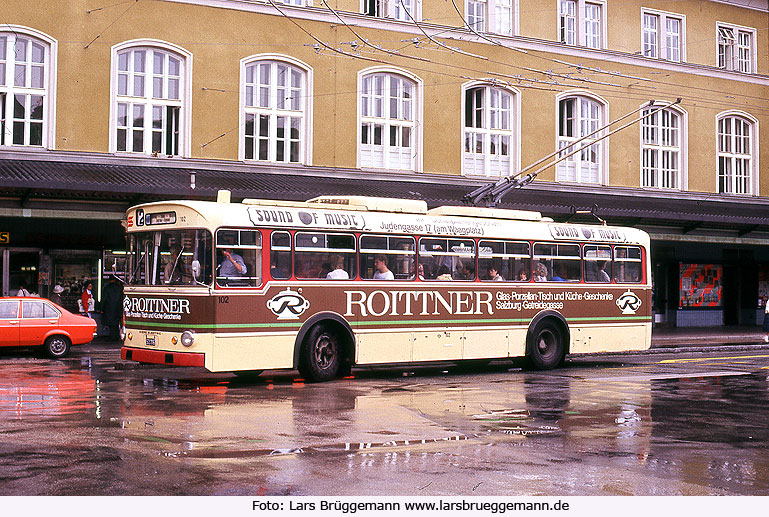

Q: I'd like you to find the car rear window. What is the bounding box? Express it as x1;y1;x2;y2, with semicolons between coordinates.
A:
0;301;19;318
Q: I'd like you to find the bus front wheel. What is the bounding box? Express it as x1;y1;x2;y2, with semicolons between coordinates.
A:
527;321;565;370
298;324;341;382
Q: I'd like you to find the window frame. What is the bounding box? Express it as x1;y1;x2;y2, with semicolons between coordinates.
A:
641;8;685;62
0;26;56;149
359;234;416;280
558;0;606;50
362;0;421;21
465;0;517;36
462;82;520;178
215;228;263;288
640;104;686;190
717;22;756;73
556;92;608;185
110;40;191;157
358;67;423;172
716;112;758;196
239;54;312;164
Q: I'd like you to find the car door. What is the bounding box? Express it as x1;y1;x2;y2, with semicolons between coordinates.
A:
19;300;52;346
0;300;20;346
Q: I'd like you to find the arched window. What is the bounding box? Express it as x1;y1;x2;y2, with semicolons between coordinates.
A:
557;94;605;184
112;42;189;156
0;29;53;147
359;71;419;171
641;106;683;189
242;59;307;163
463;84;516;177
717;114;756;195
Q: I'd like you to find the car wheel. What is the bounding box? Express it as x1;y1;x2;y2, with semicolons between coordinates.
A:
45;335;71;359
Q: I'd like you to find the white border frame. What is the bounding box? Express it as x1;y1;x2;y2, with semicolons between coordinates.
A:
715;109;759;196
109;39;193;157
556;0;607;50
638;101;688;191
0;25;58;151
715;21;757;73
356;66;424;173
460;79;521;178
554;89;609;185
238;53;314;164
640;7;687;63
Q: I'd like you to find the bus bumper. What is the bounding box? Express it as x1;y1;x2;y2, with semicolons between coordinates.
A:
121;346;205;367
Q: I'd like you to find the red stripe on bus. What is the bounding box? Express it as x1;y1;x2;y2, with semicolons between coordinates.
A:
121;347;205;367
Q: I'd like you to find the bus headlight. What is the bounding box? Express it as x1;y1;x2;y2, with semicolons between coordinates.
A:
180;330;195;347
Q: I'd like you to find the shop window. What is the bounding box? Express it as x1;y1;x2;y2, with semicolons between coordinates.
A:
679;264;722;307
360;235;415;280
295;232;356;280
478;240;530;281
215;229;262;287
419;238;476;280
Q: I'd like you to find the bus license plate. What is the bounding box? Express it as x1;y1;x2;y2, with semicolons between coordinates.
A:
146;336;156;347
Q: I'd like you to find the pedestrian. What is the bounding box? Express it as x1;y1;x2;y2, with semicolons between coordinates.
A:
50;284;64;306
763;302;769;343
101;276;123;340
16;283;30;297
81;282;95;318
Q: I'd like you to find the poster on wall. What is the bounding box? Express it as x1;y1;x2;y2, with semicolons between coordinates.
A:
679;264;722;308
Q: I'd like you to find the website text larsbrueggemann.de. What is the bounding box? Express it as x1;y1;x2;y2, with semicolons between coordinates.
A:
252;499;570;514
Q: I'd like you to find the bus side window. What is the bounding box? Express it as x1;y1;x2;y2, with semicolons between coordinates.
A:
614;246;642;283
216;229;262;287
584;245;612;283
534;243;580;282
360;235;415;280
295;232;356;280
270;231;292;280
479;240;530;282
419;238;475;281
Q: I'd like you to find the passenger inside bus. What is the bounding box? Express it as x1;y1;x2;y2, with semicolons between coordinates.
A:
533;262;548;282
372;255;394;280
488;267;504;281
326;255;349;279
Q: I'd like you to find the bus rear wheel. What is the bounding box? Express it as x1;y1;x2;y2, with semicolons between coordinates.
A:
299;324;341;382
527;321;565;370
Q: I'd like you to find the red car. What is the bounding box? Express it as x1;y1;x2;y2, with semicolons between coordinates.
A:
0;297;97;358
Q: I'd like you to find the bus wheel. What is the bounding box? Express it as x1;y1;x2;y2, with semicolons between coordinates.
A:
527;321;565;370
299;324;341;382
45;335;71;359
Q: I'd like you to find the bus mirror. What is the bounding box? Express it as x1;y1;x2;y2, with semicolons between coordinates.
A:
191;260;201;281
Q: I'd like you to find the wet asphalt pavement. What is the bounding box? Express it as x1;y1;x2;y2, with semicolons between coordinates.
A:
1;340;768;496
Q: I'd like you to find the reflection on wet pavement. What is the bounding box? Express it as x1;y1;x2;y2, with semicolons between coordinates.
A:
1;346;769;495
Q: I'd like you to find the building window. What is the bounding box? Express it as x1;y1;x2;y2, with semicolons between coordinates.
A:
641;107;681;189
559;0;603;49
463;84;515;177
113;44;188;156
360;71;417;170
466;0;514;35
242;59;307;163
643;11;683;62
0;31;51;147
718;24;754;73
364;0;418;21
557;95;604;184
717;114;755;195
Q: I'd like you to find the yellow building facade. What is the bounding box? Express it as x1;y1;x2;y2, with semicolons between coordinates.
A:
1;0;769;326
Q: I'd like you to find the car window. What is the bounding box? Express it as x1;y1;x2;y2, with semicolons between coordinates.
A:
43;303;61;318
0;301;19;319
22;301;46;319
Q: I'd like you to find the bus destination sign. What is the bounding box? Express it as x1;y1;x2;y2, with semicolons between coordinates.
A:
548;224;627;243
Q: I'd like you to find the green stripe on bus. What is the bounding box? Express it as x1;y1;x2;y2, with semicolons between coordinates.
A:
126;315;650;331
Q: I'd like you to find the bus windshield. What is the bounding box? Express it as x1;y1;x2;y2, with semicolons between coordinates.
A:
127;229;213;286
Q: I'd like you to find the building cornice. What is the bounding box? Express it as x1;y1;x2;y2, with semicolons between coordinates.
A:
160;0;769;86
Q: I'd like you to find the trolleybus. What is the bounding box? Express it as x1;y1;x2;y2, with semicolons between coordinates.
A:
120;191;651;381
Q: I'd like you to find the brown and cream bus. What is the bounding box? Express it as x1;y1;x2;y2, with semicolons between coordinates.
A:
120;191;651;382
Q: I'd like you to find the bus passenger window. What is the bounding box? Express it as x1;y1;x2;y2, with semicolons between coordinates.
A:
479;240;530;282
295;232;356;280
270;231;291;280
216;229;262;287
419;238;475;281
533;243;580;282
614;246;642;283
584;245;612;283
360;235;415;280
